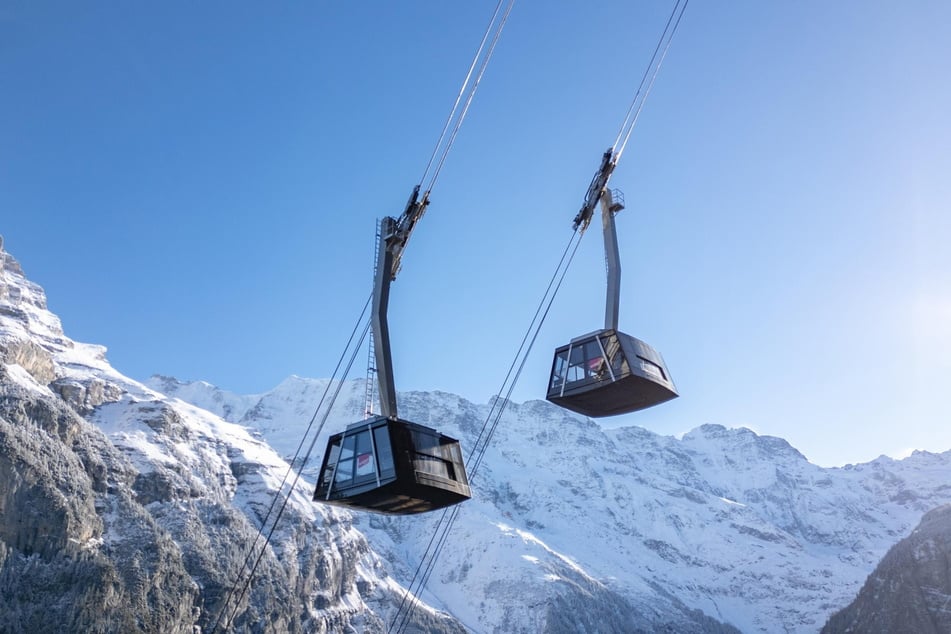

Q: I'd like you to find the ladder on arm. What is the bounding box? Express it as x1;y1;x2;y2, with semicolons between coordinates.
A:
363;222;382;419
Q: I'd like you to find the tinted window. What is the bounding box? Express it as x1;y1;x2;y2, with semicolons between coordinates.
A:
550;350;569;389
353;429;376;481
561;337;611;387
320;438;342;489
374;426;395;476
414;453;450;479
637;355;666;381
599;333;628;377
333;433;359;485
412;430;440;455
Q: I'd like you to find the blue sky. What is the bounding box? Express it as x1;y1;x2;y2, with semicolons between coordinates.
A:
3;1;949;467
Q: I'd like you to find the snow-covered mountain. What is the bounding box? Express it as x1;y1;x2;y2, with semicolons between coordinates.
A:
156;367;951;632
0;237;463;633
5;232;951;633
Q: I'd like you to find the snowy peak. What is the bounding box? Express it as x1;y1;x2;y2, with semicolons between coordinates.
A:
680;424;809;475
145;374;260;422
0;235;132;411
1;236;44;310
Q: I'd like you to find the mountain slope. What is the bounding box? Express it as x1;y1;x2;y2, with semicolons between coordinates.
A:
822;503;951;633
156;376;951;633
0;237;463;633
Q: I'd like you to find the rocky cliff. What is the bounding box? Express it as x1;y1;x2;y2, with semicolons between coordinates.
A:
822;504;951;633
0;237;462;633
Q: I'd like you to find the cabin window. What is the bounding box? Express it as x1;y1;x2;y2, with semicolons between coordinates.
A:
334;433;357;484
550;352;569;390
556;339;610;389
327;428;381;486
599;333;627;377
415;453;451;479
321;439;341;489
353;429;376;482
637;355;666;381
374;425;395;478
411;429;456;480
446;442;468;485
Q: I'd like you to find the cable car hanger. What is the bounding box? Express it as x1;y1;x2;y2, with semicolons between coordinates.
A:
313;0;515;516
211;5;515;631
545;0;688;417
546;152;678;416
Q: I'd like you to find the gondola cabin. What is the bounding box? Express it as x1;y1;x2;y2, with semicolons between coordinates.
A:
546;328;677;417
313;416;471;515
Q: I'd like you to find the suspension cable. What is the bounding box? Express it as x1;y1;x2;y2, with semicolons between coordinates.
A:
223;319;370;630
467;230;583;476
393;231;584;634
390;229;584;634
418;0;507;188
391;1;690;628
418;0;515;192
613;0;689;164
210;295;372;634
425;0;515;193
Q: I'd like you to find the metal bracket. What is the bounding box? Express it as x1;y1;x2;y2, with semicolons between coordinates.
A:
572;148;617;231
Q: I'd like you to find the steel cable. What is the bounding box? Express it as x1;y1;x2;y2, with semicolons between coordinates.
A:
222;317;371;632
425;0;516;193
392;0;691;627
210;295;372;633
390;228;585;634
613;0;690;163
418;0;509;189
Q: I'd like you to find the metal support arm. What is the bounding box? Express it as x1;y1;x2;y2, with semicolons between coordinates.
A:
599;190;624;331
372;185;432;420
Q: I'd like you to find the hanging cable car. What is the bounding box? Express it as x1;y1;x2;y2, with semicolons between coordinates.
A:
314;416;470;514
314;187;472;514
547;328;676;417
546;150;677;417
311;0;517;513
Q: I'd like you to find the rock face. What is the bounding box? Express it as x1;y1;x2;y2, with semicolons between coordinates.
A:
0;376;198;634
822;504;951;634
0;238;464;633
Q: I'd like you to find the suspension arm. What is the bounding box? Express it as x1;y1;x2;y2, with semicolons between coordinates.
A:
371;185;432;419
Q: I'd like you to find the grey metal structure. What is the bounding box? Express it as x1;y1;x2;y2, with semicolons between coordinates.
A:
600;188;623;331
373;185;429;419
572;147;624;330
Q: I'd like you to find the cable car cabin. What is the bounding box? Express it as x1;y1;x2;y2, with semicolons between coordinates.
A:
313;416;471;515
547;329;677;417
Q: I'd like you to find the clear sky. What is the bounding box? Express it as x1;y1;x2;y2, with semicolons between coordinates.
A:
3;1;949;467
